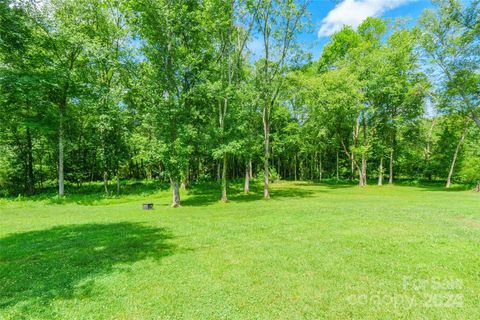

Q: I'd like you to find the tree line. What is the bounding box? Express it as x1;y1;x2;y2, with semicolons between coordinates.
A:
0;0;479;206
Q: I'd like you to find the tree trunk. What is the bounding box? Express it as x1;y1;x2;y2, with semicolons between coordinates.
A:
116;173;120;195
26;128;35;195
294;154;297;181
271;144;274;175
58;106;65;197
300;158;304;180
378;157;383;186
186;162;190;187
39;155;43;189
361;115;367;186
244;161;250;194
389;129;396;184
425;117;437;180
388;148;394;184
263;114;270;199
470;110;480;129
358;167;365;187
351;156;355;180
476;181;480;192
351;120;359;181
249;159;253;179
340;139;364;187
171;179;180;207
319;152;323;181
216;161;221;182
446;122;468;188
310;152;314;181
181;163;189;190
103;171;109;195
221;153;228;202
277;157;280;180
361;154;367;186
336;149;339;180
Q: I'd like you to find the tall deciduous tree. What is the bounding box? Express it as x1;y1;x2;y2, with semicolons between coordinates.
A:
251;0;309;199
207;0;255;202
133;0;212;207
419;0;479;129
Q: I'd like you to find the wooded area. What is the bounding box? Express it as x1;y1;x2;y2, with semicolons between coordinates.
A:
0;0;479;206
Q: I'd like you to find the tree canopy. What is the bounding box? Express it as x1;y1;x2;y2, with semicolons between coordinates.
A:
1;0;479;204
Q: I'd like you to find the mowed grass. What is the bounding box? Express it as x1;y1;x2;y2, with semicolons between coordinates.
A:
1;181;479;319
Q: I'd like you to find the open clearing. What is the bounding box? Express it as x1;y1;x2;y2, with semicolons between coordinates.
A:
1;182;479;319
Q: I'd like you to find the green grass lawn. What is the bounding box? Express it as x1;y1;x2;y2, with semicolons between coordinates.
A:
1;181;479;319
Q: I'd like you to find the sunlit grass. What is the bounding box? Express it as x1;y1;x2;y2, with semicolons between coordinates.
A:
1;181;479;319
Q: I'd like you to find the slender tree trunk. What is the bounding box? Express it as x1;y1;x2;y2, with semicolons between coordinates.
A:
294;154;297;181
249;159;253;179
351;156;355;180
424;117;437;180
340;139;364;187
196;158;201;181
389;149;394;184
470;110;480;129
352;120;359;181
289;160;292;179
378;157;383;186
310;152;317;181
39;155;43;189
361;115;367;186
221;154;228;202
244;161;250;194
319;152;323;181
103;171;108;195
300;158;303;180
116;171;120;196
263;111;270;199
26;128;35;195
218;94;228;197
271;144;274;175
361;155;367;186
336;149;339;180
389;129;396;184
216;161;221;182
277;157;280;180
171;178;180;207
182;163;190;190
476;181;480;192
58;105;65;197
446;122;468;188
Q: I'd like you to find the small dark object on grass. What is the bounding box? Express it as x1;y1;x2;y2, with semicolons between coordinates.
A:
143;203;154;210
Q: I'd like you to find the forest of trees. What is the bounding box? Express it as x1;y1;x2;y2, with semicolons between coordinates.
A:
0;0;479;206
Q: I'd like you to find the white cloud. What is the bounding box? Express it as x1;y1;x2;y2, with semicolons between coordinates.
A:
318;0;414;37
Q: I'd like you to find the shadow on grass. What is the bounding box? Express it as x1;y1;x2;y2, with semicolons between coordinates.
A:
0;223;175;312
293;179;475;192
181;181;316;207
289;179;359;189
3;179;474;209
389;180;475;192
7;180;170;205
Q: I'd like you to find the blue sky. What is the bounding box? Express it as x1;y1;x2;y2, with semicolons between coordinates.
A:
300;0;434;59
